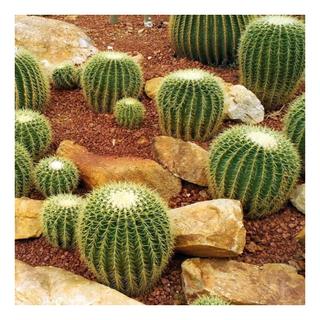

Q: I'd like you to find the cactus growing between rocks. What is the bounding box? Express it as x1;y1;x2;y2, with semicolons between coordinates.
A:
208;125;301;220
190;295;231;305
33;156;79;197
114;98;145;129
238;15;305;111
15;109;52;160
81;51;143;113
52;63;78;90
15;47;50;111
169;15;255;66
41;194;86;249
156;69;224;142
77;182;174;297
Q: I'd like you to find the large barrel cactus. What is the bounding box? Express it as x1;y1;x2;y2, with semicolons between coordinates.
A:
81;51;143;113
156;68;224;142
15;47;50;111
169;15;255;66
208;125;301;219
77;182;174;297
238;15;305;111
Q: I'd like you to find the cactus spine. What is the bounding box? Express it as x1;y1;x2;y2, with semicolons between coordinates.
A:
81;51;143;113
190;295;231;305
156;69;224;142
77;182;174;297
52;63;78;90
238;15;305;111
169;15;255;66
208;125;301;219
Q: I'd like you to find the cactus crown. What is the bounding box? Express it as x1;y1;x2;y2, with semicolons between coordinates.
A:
191;295;231;305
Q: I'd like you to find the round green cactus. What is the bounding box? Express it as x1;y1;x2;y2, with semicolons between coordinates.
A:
15;47;50;111
208;125;301;220
33;156;79;197
74;65;84;88
238;15;305;111
41;194;86;249
283;94;305;164
52;63;78;90
114;98;145;129
15;141;33;198
190;295;231;305
15;109;52;160
156;69;224;142
77;182;174;297
169;15;255;66
81;51;143;113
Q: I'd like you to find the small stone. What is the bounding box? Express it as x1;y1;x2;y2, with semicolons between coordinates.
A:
144;77;164;100
290;184;305;214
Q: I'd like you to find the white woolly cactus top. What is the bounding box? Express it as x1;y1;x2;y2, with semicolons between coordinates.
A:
119;97;139;105
246;131;278;150
263;15;300;26
15;110;37;123
56;195;83;208
172;69;209;81
100;51;129;60
49;160;65;170
108;189;139;210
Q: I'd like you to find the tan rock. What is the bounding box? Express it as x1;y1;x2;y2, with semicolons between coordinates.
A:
296;227;305;245
168;199;245;257
181;258;305;305
15;197;45;240
151;136;209;186
290;184;305;214
131;52;144;65
144;77;164;100
15;260;143;305
56;140;181;202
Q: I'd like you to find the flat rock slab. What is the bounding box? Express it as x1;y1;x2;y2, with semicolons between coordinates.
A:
181;258;305;305
15;259;143;305
56;140;182;202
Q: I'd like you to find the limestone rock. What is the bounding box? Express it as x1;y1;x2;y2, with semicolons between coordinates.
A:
151;136;209;186
15;197;45;240
168;199;245;257
290;184;305;214
144;77;164;100
56;140;181;202
15;260;143;305
181;258;305;305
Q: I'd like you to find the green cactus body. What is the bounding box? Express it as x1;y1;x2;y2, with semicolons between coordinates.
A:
114;98;145;129
191;295;231;305
15;142;33;198
283;94;305;163
52;63;78;90
169;15;255;66
15;47;50;111
34;156;79;197
238;15;305;111
77;182;174;297
41;194;86;249
81;51;143;113
156;69;224;142
208;125;301;220
15;109;52;160
74;65;84;88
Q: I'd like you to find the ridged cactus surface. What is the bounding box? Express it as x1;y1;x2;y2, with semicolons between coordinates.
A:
77;182;174;297
156;69;224;142
208;125;301;219
239;15;305;110
169;15;255;66
52;63;78;90
190;295;231;305
81;51;143;113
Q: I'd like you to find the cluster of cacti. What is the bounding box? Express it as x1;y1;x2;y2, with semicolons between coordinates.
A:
15;47;50;111
81;51;143;113
52;63;78;90
207;125;301;220
190;295;231;305
114;98;145;129
15;109;52;160
15;141;33;198
40;194;86;249
238;15;305;111
33;156;79;197
76;182;174;297
156;68;224;142
169;15;255;66
283;93;305;164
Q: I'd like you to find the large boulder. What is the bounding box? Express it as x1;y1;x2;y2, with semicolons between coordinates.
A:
56;140;182;202
15;259;143;305
181;258;305;305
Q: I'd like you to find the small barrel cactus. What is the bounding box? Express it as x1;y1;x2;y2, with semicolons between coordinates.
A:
114;98;145;129
15;47;50;111
33;156;79;197
283;93;305;163
169;15;255;66
238;15;305;111
208;125;301;219
74;65;84;88
15;141;33;198
190;295;231;305
156;68;224;142
52;63;78;90
41;194;86;249
81;51;143;113
15;109;52;160
77;182;174;297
